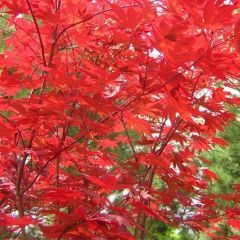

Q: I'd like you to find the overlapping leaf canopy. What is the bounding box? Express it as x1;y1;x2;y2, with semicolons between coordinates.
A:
0;0;239;239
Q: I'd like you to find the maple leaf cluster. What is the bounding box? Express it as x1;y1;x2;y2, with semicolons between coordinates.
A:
0;0;239;239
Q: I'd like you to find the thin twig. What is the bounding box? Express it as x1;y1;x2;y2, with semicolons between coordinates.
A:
26;0;47;66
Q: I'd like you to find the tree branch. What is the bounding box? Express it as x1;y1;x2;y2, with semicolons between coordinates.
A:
26;0;47;66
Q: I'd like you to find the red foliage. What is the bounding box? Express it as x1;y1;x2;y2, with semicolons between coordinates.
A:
0;0;239;239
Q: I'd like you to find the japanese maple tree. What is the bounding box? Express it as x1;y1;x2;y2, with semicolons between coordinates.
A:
0;0;239;239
